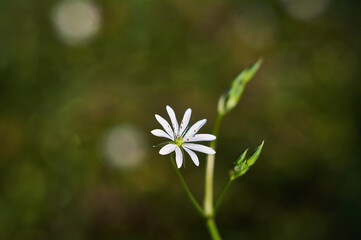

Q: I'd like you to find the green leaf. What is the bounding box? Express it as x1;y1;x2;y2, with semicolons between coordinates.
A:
218;59;262;116
246;141;264;166
235;148;248;165
230;141;264;180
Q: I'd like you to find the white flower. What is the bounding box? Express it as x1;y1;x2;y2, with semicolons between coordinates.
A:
151;105;216;168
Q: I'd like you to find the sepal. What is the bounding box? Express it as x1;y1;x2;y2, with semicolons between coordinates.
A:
230;141;264;180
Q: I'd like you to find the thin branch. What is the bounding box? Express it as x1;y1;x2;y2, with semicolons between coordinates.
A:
214;179;232;213
170;156;205;217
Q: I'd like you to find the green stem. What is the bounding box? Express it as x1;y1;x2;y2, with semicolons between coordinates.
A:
203;114;224;240
204;114;223;217
170;156;205;217
214;179;232;213
206;218;222;240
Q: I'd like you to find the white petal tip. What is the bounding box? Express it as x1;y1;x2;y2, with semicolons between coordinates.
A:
166;105;174;113
159;144;177;155
207;135;217;141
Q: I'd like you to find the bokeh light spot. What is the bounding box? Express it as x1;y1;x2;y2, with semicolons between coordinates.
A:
51;0;101;45
281;0;329;21
101;125;147;169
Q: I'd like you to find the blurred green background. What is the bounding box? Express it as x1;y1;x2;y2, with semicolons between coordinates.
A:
0;0;360;239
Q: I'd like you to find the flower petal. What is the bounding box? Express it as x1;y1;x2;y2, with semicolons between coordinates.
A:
178;108;192;137
183;146;199;166
151;129;173;140
184;134;216;142
159;144;177;155
166;105;179;135
184;119;207;138
175;146;183;168
182;143;216;155
155;114;174;140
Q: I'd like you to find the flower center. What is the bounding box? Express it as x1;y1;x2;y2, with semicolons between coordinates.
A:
174;137;183;146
